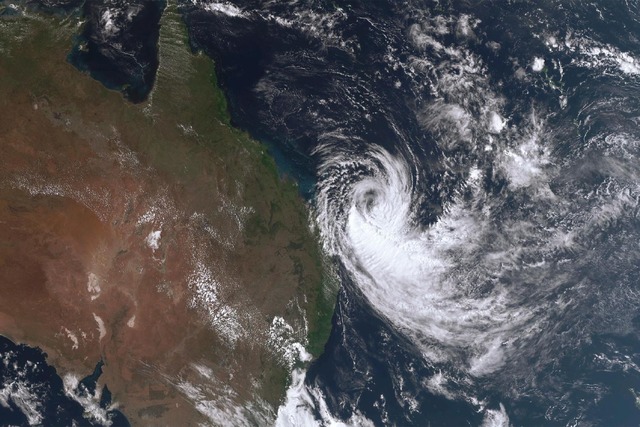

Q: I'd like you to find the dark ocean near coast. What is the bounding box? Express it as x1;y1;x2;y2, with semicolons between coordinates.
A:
0;336;128;426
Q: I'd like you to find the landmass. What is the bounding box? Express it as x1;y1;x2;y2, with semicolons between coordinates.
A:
0;2;334;424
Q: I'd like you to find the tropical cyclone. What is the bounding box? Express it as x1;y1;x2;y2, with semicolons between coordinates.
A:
0;5;333;425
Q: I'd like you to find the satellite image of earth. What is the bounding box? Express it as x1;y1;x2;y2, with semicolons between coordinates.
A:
1;0;640;426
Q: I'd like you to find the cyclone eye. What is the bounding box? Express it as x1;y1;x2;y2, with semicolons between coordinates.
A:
362;188;378;211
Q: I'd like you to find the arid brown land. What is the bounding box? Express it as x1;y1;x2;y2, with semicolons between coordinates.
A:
0;5;334;424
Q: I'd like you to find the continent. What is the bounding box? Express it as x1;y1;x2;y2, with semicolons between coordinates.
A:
0;4;333;425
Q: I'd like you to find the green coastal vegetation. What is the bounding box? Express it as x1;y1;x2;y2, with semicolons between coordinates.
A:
155;2;337;360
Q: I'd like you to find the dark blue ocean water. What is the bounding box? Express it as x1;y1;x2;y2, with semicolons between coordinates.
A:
67;0;166;103
0;336;128;426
